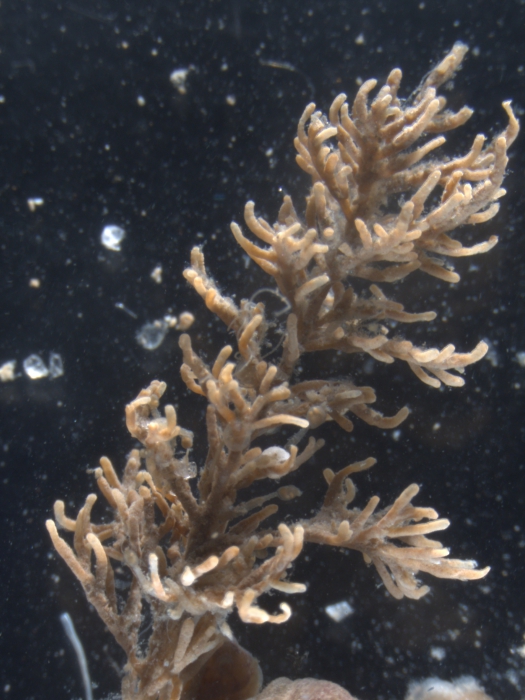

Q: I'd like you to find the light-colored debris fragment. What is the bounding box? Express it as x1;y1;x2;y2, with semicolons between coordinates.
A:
0;360;16;382
170;67;191;94
27;197;44;212
23;354;49;379
48;353;64;379
176;312;195;331
150;265;163;284
325;600;354;622
136;320;169;350
101;225;125;251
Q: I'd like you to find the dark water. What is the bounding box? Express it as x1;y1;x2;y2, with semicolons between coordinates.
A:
1;1;524;699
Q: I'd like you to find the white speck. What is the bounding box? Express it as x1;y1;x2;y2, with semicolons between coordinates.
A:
429;646;446;661
115;302;138;319
262;446;290;464
27;197;44;212
164;314;178;328
176;312;195;331
0;95;5;103
0;361;16;382
225;94;236;106
170;67;190;94
23;355;49;380
48;353;64;379
136;320;169;350
137;95;146;106
29;278;41;288
262;446;291;479
150;265;163;284
325;600;354;622
515;351;525;367
355;33;365;45
392;429;401;441
101;225;125;251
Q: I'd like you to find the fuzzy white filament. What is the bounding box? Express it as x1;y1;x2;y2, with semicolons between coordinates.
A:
60;612;93;700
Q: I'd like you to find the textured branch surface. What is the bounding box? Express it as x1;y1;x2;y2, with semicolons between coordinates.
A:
47;45;516;700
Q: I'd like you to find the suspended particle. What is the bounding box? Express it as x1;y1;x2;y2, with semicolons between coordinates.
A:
176;312;195;331
177;460;197;480
101;225;125;251
164;314;178;328
150;265;163;284
136;320;169;350
115;302;138;319
0;360;16;382
48;353;64;379
170;67;190;94
27;197;44;212
262;446;291;464
23;354;49;379
325;600;354;622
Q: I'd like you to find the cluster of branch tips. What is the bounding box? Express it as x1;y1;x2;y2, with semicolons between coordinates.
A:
47;44;518;700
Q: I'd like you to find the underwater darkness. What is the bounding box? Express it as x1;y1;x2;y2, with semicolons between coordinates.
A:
0;1;524;699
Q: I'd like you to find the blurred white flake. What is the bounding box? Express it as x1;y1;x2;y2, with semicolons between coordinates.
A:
22;353;64;380
27;197;44;212
325;600;354;622
101;225;125;251
48;353;64;378
23;355;49;379
515;351;525;367
136;320;169;350
170;67;191;94
0;360;16;382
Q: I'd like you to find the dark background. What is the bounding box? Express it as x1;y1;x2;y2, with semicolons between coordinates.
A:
0;1;524;699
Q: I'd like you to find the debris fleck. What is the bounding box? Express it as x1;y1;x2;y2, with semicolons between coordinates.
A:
150;265;163;284
170;67;191;94
23;354;49;379
515;351;525;367
27;197;44;212
22;353;64;380
29;278;41;288
48;353;64;379
0;360;16;382
176;312;195;331
101;225;125;251
429;646;446;661
136;320;169;350
325;600;354;622
115;302;138;319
